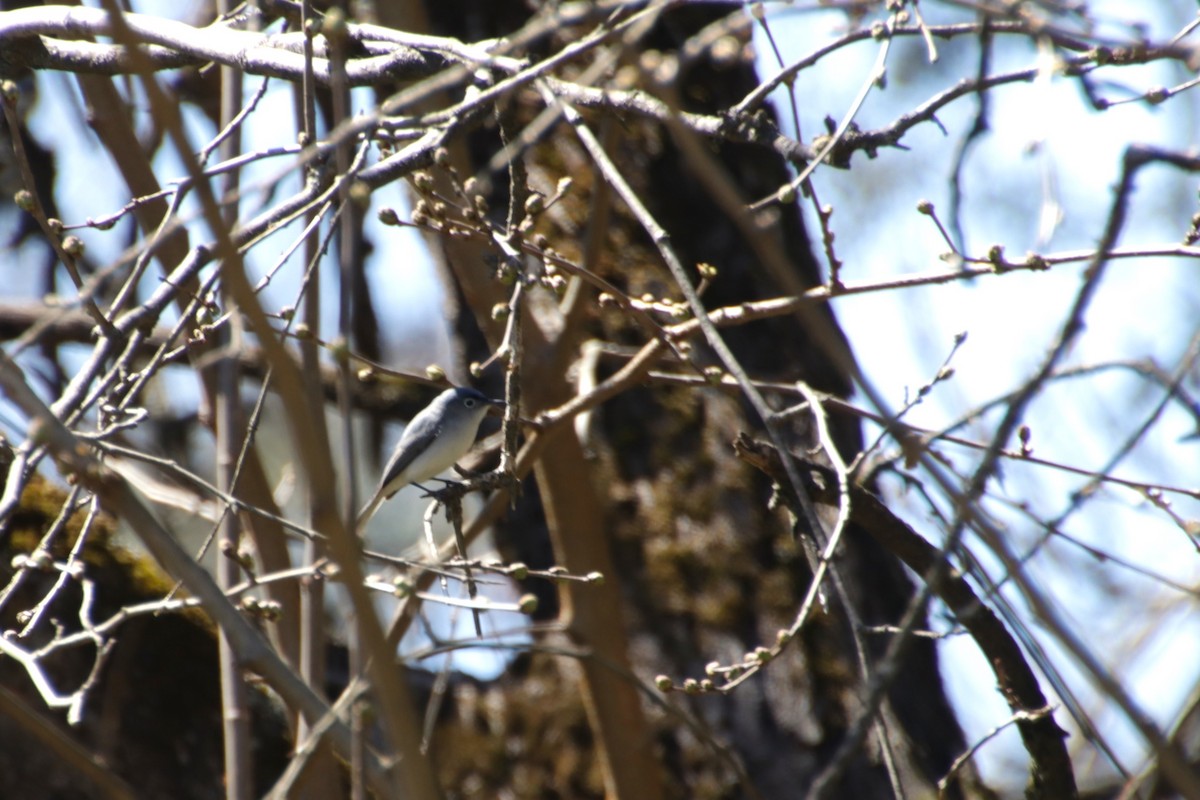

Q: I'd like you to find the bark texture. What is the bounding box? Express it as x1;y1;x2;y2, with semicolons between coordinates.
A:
410;2;971;797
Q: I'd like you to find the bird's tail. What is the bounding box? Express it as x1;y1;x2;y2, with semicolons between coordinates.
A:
355;494;382;534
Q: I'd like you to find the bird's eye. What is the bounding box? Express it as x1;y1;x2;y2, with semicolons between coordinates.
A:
464;398;477;408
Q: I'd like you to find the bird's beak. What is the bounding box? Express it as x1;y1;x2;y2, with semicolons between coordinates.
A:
487;398;506;415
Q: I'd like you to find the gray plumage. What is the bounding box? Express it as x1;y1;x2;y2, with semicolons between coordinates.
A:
356;386;502;530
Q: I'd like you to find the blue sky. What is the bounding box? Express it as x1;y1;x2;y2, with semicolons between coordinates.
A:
754;0;1200;789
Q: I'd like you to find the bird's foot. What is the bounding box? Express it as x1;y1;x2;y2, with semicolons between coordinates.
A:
416;479;462;502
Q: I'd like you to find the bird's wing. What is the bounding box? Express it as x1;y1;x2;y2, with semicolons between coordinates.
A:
356;418;441;531
376;414;442;496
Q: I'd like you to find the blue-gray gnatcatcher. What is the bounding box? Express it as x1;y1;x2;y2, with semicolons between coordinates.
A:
356;386;503;529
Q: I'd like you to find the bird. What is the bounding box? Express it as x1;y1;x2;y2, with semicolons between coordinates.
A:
356;386;503;530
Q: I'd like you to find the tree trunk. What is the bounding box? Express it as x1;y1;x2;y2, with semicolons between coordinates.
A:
406;2;971;797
